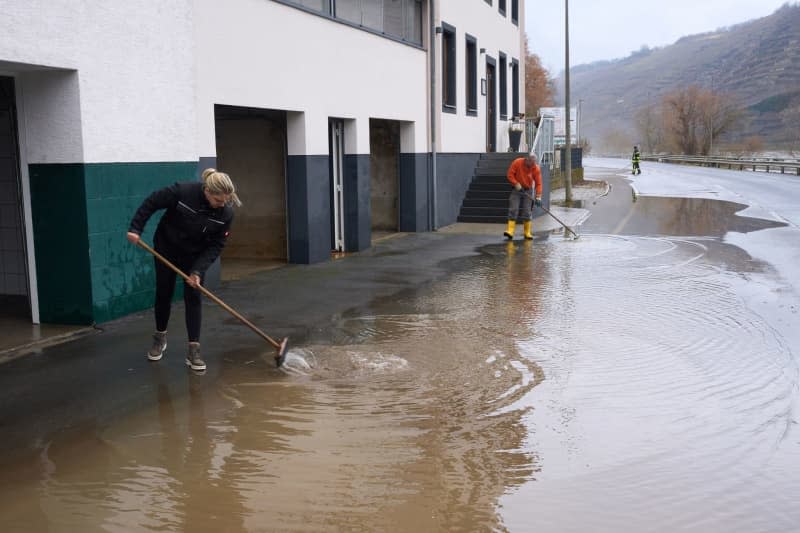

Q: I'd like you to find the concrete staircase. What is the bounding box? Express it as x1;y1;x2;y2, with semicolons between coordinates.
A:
456;152;524;223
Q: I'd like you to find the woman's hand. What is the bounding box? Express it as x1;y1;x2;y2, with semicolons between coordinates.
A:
127;232;140;244
187;273;202;288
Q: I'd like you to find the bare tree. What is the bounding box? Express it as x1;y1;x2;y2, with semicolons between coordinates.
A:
661;85;742;155
698;90;743;155
780;104;800;154
524;35;555;115
661;86;701;154
634;103;664;153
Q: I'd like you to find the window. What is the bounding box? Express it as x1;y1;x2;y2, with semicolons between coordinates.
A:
499;0;506;16
511;0;519;24
442;23;457;113
404;0;422;43
361;0;382;28
465;35;478;116
295;0;332;12
283;1;423;45
384;0;403;37
336;0;361;24
511;59;520;117
499;53;507;119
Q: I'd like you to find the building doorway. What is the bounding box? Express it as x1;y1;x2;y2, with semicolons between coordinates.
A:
369;119;400;241
0;76;30;321
329;119;345;253
214;105;288;281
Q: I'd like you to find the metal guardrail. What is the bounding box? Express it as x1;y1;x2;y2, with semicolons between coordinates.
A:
642;154;800;175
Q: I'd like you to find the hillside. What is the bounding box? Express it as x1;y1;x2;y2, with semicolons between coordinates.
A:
557;3;800;152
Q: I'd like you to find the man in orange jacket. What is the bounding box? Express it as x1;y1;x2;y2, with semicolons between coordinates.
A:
504;152;543;240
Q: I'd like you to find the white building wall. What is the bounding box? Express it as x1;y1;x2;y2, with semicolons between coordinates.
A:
13;70;85;164
0;0;196;164
194;0;429;156
437;0;524;153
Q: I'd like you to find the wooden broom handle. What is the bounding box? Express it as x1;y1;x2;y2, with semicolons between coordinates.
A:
136;240;281;349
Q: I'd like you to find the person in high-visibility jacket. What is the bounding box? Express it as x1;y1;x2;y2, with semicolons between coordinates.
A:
632;145;641;175
504;152;543;240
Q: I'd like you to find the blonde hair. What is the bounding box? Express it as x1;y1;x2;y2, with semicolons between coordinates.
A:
202;168;242;207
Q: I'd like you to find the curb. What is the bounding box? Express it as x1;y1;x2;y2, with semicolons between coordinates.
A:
0;326;99;365
629;183;640;201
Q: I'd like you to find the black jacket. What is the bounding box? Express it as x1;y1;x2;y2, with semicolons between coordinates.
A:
129;182;234;275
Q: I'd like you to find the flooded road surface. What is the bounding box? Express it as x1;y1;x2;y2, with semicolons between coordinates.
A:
2;173;799;531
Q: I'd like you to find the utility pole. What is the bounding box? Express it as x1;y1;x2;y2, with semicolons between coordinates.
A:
564;0;573;204
709;74;714;156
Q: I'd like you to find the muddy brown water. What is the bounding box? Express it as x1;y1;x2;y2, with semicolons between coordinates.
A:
1;193;798;532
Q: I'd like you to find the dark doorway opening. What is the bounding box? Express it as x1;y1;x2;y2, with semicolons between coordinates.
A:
369;119;400;241
0;76;30;319
214;105;288;281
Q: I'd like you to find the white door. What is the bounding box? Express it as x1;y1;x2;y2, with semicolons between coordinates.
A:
330;120;345;252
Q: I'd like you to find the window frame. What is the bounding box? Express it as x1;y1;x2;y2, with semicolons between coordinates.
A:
441;22;457;114
465;34;478;117
274;0;425;47
499;52;508;120
511;58;520;118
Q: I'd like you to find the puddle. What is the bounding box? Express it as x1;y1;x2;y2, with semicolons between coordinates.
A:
615;196;784;236
0;195;797;532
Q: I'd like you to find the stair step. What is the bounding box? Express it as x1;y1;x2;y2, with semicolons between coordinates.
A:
457;214;508;223
465;190;508;200
470;183;512;192
459;206;509;216
462;198;508;208
471;173;509;183
479;152;527;161
477;160;515;170
475;169;510;178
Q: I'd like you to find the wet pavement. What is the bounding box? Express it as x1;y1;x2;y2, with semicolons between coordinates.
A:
1;161;799;532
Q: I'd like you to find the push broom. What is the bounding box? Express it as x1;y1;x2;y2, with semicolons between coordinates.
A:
524;192;581;239
136;240;289;367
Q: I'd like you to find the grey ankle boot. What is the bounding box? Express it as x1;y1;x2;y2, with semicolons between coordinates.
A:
147;331;167;361
186;342;206;371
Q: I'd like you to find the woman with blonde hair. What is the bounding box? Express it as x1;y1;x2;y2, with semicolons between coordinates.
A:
127;168;241;372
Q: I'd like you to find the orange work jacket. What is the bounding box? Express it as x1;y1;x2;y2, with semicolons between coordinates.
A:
506;158;543;196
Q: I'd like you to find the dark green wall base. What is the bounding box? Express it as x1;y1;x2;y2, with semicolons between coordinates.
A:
29;164;93;324
30;162;197;325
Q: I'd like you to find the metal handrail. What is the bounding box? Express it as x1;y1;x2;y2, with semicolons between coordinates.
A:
641;154;800;175
528;116;555;167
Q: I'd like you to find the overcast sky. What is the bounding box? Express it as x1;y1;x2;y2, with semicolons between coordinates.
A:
526;0;795;74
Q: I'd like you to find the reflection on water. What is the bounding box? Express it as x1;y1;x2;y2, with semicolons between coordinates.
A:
1;197;798;532
621;196;786;236
500;235;799;532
